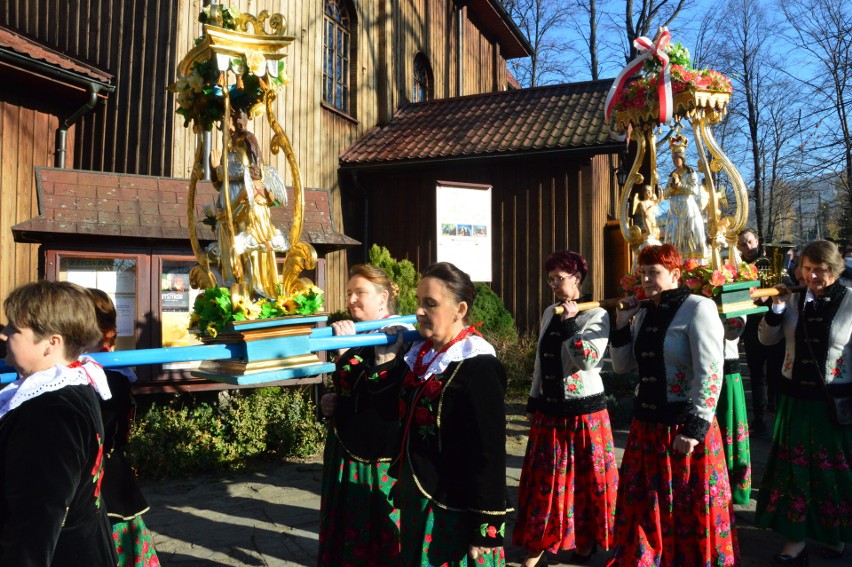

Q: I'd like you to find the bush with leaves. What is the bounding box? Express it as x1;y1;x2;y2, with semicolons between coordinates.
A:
126;386;325;479
470;283;516;340
367;244;419;315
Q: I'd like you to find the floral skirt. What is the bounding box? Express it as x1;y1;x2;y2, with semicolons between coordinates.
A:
717;370;752;505
398;461;505;567
112;515;160;567
512;409;618;555
317;432;400;566
607;418;739;567
755;394;852;545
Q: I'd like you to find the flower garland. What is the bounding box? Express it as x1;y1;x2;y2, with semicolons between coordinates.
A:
620;259;758;299
168;6;291;131
189;286;324;338
610;41;733;115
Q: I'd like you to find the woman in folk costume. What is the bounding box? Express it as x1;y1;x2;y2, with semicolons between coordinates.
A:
88;288;160;567
608;244;738;566
0;281;116;566
317;264;407;566
717;315;752;506
756;239;852;564
512;250;618;566
388;262;510;566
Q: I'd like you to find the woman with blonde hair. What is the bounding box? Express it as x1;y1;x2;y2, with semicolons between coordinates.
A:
318;264;406;566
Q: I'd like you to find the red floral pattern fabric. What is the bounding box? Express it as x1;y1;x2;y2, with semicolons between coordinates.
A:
512;409;618;555
607;419;739;566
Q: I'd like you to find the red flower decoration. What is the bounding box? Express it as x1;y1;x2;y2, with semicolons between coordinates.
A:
422;379;443;401
414;406;435;426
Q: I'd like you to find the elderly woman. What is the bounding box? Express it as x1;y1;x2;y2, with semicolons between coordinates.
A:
512;250;618;566
756;239;852;564
317;264;404;566
607;243;738;566
390;262;509;566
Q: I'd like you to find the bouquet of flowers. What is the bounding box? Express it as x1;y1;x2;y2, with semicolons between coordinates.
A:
611;41;733;115
620;259;758;299
681;259;758;298
189;286;324;338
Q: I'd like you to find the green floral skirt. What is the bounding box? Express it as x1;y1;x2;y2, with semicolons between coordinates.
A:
398;461;506;567
717;370;752;505
111;515;160;567
755;394;852;545
317;432;400;566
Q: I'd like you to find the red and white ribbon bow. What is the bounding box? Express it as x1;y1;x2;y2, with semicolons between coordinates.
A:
605;27;674;125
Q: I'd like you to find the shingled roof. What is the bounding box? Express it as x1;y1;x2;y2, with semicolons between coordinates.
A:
339;80;619;168
13;168;357;250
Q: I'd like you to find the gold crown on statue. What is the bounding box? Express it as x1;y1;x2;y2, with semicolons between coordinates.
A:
669;134;689;157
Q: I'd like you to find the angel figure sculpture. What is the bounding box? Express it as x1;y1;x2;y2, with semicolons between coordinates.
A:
663;134;707;260
631;184;662;245
205;108;290;298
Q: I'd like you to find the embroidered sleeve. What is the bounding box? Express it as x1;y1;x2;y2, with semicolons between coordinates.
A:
723;316;745;341
563;308;609;371
610;316;640;374
684;299;725;441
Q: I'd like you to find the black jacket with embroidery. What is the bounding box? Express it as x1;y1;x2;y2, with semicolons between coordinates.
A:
396;354;509;547
0;385;117;566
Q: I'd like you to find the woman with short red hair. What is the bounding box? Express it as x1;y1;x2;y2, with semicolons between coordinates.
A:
607;244;739;565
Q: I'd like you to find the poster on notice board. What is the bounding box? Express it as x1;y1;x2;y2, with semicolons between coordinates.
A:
435;183;492;282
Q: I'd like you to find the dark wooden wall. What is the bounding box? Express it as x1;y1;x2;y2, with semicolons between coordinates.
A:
343;151;622;332
1;1;179;175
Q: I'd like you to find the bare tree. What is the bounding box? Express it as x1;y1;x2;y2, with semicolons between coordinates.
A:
499;0;572;86
623;0;691;60
781;0;852;241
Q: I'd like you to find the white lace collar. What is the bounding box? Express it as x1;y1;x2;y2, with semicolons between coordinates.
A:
0;357;112;421
404;335;496;381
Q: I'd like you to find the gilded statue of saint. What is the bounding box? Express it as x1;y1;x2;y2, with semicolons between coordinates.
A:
206;109;289;297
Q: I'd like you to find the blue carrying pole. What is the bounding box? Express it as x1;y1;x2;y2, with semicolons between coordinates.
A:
0;316;419;384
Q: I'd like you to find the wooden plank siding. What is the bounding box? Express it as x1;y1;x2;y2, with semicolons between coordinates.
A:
344;151;616;332
0;102;67;303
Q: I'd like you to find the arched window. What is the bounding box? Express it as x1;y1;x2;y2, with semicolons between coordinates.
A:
323;0;352;114
412;53;433;103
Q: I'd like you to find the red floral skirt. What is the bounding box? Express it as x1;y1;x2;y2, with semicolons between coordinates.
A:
512;409;618;554
607;418;739;566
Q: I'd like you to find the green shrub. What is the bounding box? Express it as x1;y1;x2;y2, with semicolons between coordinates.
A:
127;386;325;479
490;330;537;395
368;244;419;315
470;283;516;340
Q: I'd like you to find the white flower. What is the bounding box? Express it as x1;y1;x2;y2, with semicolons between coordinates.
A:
246;51;267;76
188;71;205;93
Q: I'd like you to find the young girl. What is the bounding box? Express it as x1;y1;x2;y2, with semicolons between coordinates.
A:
89;288;160;567
0;281;117;566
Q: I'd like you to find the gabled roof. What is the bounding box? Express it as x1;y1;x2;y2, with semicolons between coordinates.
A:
339;80;619;168
0;25;113;89
13;168;357;250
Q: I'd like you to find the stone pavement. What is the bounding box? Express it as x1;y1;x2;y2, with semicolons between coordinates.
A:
144;409;851;566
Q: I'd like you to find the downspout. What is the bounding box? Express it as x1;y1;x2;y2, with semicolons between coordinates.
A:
54;83;102;168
